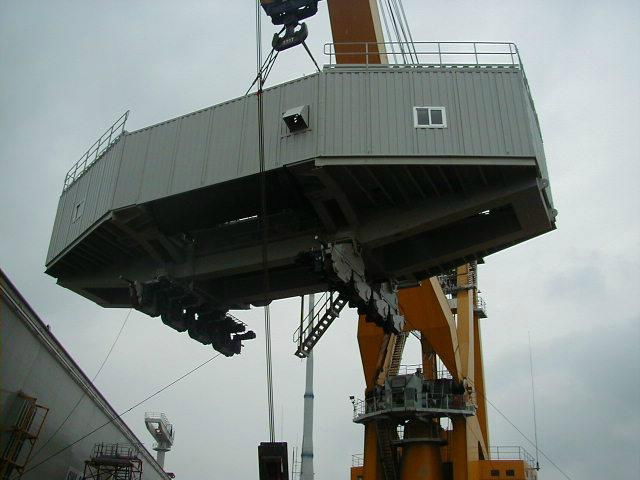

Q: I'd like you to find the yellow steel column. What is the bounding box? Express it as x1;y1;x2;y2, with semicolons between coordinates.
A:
473;310;490;457
457;265;475;384
357;316;387;480
451;417;470;480
399;338;443;480
451;264;476;479
362;423;383;480
401;421;444;480
327;0;387;64
399;279;461;380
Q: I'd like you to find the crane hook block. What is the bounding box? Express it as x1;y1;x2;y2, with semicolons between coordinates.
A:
272;22;308;51
260;0;320;51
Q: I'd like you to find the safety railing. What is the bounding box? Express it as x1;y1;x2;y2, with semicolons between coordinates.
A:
393;364;452;378
351;453;364;468
145;412;175;440
351;392;473;420
324;41;541;136
144;412;170;425
490;446;536;468
63;111;129;192
394;364;423;376
324;41;522;69
91;442;141;459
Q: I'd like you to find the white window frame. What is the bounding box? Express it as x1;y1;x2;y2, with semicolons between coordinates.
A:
413;106;447;129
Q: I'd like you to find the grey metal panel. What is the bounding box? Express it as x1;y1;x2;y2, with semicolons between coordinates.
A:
522;82;554;208
322;70;371;156
0;271;168;480
97;139;125;220
271;74;320;167
139;120;181;201
170;108;213;194
49;67;547;263
64;171;92;248
45;193;70;264
80;141;124;233
46;141;124;265
111;75;321;209
113;131;151;209
320;67;537;160
203;98;246;187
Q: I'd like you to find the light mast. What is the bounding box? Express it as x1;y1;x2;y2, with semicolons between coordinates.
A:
144;412;175;469
300;294;315;479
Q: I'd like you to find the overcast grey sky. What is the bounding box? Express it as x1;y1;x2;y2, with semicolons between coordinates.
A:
1;1;639;479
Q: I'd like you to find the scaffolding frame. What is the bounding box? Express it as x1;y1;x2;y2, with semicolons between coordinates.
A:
82;443;143;480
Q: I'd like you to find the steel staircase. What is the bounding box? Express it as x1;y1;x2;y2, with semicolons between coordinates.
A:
294;292;348;358
388;332;408;377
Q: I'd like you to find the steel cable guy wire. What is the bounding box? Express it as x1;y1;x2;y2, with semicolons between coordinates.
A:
30;308;134;463
13;353;223;480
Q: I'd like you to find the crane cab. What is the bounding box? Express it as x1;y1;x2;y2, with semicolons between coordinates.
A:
46;42;556;351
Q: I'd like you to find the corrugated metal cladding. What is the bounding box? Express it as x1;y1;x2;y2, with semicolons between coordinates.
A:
321;67;536;158
0;270;169;480
46;139;124;264
47;66;545;265
112;74;320;210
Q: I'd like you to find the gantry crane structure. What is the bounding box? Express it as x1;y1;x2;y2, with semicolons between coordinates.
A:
44;1;555;479
324;2;540;479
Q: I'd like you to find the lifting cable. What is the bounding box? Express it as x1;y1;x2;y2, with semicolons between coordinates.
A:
30;308;133;463
250;2;322;444
256;0;276;443
12;353;223;480
377;0;418;64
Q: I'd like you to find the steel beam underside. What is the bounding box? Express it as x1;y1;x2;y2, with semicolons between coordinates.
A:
46;159;552;311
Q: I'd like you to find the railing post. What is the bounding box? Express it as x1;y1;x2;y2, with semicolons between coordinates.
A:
474;43;479;65
437;42;442;65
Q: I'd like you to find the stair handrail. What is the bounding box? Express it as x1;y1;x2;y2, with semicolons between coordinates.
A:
292;291;331;345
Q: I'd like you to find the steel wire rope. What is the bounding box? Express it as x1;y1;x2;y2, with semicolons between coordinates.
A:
466;376;572;479
255;0;276;443
394;0;418;61
12;353;223;480
385;0;408;63
30;308;134;463
378;0;400;64
246;48;279;95
389;0;413;63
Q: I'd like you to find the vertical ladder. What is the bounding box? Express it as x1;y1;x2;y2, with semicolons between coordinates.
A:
0;393;49;480
376;421;398;480
294;292;348;358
